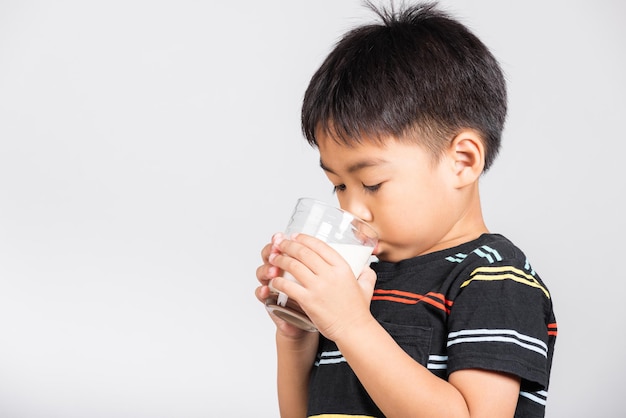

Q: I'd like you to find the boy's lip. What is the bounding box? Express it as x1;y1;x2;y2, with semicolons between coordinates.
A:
371;242;381;256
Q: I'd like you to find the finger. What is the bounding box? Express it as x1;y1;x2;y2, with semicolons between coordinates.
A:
260;242;274;263
256;262;279;285
274;235;343;281
269;247;327;289
272;232;286;246
260;232;284;262
357;266;377;295
269;275;306;303
255;284;271;303
292;233;346;266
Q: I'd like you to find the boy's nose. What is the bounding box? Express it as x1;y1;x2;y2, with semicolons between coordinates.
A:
341;198;372;222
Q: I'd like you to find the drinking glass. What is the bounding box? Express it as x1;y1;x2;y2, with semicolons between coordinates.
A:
265;198;378;332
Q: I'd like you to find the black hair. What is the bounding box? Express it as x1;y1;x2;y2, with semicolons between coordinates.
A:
301;1;507;171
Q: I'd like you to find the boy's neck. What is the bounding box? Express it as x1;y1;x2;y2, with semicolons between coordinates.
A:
428;185;489;255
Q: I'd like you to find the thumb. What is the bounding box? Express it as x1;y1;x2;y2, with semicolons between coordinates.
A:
357;266;377;297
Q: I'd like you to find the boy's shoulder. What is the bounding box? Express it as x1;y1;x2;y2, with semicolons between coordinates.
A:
444;233;551;300
373;233;538;287
445;233;542;279
372;233;528;273
445;233;527;265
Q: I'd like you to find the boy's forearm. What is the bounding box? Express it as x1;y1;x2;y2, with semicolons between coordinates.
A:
276;331;319;418
334;316;470;418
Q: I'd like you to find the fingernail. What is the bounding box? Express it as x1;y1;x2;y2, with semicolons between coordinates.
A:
272;233;285;245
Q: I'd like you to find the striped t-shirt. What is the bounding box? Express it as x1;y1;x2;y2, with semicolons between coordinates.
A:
307;233;557;417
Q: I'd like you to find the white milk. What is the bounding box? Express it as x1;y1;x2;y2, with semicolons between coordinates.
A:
328;242;375;278
276;243;374;307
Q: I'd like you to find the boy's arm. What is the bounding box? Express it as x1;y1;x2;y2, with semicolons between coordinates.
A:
334;316;520;418
449;369;520;418
255;236;319;417
269;233;522;417
275;331;319;418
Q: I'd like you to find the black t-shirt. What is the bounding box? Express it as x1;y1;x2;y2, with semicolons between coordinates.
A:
307;234;557;418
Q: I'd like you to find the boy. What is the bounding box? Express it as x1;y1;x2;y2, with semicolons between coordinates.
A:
255;2;557;417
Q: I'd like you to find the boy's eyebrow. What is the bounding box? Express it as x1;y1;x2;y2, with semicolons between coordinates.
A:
319;158;386;174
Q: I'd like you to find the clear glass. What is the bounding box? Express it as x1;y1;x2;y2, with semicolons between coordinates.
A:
265;198;378;332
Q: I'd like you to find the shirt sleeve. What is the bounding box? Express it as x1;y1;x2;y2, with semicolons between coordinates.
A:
445;251;556;390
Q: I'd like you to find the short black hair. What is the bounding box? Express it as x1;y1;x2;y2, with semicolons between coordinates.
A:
301;1;507;171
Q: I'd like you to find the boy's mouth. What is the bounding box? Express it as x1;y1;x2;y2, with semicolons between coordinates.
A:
371;242;381;256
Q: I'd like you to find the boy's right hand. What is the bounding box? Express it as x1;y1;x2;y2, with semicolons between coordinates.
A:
255;233;315;339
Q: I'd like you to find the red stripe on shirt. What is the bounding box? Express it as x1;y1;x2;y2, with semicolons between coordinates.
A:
547;322;558;336
372;289;452;314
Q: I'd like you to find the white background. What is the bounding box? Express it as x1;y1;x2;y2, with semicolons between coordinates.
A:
0;1;624;416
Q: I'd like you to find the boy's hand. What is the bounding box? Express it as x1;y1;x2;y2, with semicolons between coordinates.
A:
255;233;314;339
267;233;377;341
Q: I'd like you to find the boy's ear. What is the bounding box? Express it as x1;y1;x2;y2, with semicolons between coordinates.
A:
447;130;485;188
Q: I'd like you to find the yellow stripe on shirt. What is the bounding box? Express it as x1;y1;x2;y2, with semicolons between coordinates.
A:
461;266;550;298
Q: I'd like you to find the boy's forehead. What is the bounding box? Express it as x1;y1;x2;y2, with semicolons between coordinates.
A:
317;138;392;174
319;156;387;174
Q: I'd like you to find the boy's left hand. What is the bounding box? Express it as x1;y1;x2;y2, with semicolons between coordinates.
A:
268;233;377;341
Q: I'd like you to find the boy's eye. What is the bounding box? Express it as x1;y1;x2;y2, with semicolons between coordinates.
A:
364;183;382;192
332;183;382;193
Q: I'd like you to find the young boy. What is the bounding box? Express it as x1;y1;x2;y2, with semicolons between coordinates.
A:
255;2;557;417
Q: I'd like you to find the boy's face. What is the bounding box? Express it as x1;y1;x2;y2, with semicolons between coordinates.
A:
317;133;479;262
